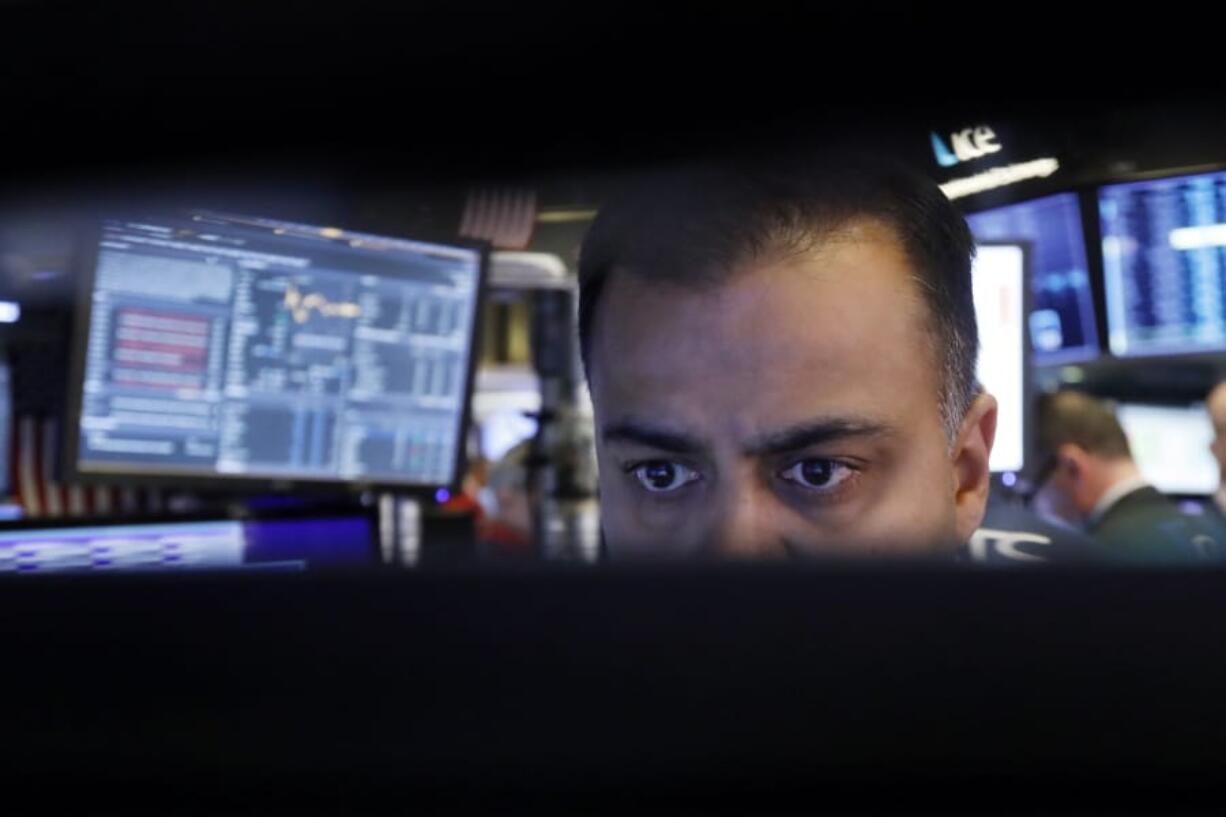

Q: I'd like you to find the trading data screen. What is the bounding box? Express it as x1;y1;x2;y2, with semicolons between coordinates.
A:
966;193;1099;363
76;212;482;486
1100;171;1226;357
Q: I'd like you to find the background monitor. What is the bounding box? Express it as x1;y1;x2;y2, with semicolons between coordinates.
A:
1099;169;1226;357
1116;402;1218;496
971;243;1028;474
965;193;1099;364
70;212;484;489
0;514;375;574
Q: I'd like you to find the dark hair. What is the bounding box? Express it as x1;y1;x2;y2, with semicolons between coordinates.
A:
1037;391;1133;461
577;152;980;439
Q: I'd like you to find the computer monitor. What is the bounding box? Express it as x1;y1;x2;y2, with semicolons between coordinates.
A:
69;212;485;489
1099;169;1226;357
971;243;1029;474
965;193;1099;364
1116;403;1218;496
0;514;376;574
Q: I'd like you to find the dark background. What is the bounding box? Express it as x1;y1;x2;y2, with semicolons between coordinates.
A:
3;1;1221;188
5;7;1226;813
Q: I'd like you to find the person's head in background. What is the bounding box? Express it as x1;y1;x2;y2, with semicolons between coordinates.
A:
1206;382;1226;493
1032;391;1139;527
577;152;998;560
481;441;534;542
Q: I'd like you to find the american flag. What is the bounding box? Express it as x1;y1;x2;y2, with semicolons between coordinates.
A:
8;332;163;520
11;414;162;520
459;188;538;250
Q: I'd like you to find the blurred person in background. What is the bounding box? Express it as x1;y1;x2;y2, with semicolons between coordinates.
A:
1032;391;1222;564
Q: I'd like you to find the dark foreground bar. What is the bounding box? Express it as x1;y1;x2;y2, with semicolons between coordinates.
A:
2;565;1225;814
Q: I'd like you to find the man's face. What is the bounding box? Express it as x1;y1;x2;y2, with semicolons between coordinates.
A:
588;219;996;560
1031;460;1086;529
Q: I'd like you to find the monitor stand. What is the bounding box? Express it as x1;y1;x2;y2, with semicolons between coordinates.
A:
378;493;422;567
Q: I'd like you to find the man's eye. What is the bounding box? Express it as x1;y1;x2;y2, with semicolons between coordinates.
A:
631;461;700;493
779;459;855;492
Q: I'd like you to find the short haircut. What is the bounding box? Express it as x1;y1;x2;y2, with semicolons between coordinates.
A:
1037;391;1133;461
576;151;980;440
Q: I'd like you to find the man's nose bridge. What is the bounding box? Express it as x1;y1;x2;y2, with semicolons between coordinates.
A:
727;483;760;537
709;480;784;558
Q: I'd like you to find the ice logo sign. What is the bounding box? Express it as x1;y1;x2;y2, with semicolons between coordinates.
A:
931;126;1002;168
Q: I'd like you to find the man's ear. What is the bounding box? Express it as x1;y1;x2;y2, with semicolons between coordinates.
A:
952;392;998;543
1055;443;1086;481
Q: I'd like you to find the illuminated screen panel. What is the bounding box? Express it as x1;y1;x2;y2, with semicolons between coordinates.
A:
75;212;482;487
1116;403;1218;495
966;193;1098;364
972;244;1027;473
1100;170;1226;357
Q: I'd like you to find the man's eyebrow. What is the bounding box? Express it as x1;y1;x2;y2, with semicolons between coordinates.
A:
601;417;891;456
601;421;705;454
744;418;892;456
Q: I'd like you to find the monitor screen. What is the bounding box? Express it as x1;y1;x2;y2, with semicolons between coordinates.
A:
0;515;375;574
1116;403;1218;496
73;212;483;487
965;193;1098;364
972;244;1027;474
1100;170;1226;357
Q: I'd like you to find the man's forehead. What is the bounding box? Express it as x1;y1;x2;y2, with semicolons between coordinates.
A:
588;225;942;439
591;226;933;383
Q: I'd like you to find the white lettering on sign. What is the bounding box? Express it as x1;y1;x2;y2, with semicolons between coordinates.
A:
968;527;1051;563
951;126;1002;162
932;125;1004;167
